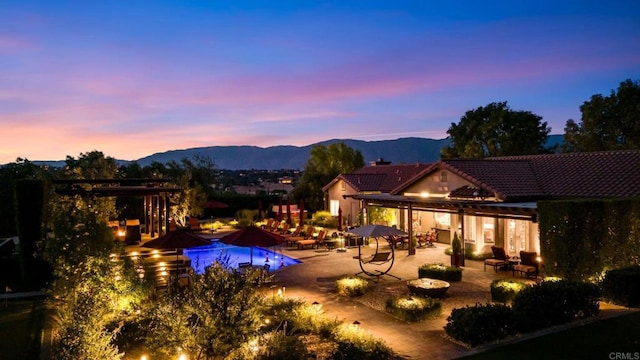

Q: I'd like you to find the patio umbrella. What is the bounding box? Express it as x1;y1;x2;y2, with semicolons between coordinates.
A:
258;199;264;220
142;230;212;270
203;200;229;209
277;198;283;222
337;207;343;232
299;200;305;226
220;226;285;265
286;198;292;226
348;224;407;238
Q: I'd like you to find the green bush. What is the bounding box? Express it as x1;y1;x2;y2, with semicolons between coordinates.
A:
385;295;441;322
490;279;530;304
444;303;516;347
332;323;394;360
336;276;369;297
465;245;493;260
418;263;462;282
512;279;600;333
444;247;453;256
602;266;640;307
311;211;337;228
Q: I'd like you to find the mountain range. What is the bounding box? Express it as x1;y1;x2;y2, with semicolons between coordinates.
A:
35;135;564;170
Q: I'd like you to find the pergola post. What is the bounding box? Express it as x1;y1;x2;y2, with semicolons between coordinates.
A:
459;208;465;267
408;204;415;256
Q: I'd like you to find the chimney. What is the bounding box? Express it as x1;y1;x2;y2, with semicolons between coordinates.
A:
370;158;391;166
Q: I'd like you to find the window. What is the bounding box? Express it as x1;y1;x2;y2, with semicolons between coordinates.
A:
330;200;340;216
440;171;447;182
434;212;450;227
340;181;346;191
482;217;494;244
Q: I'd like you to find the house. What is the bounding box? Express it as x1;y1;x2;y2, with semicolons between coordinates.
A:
323;150;640;257
322;159;431;227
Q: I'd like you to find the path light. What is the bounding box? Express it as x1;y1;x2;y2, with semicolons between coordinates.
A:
178;354;187;360
352;320;361;328
140;355;148;360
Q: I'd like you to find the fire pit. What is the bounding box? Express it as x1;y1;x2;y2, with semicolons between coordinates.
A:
406;278;450;298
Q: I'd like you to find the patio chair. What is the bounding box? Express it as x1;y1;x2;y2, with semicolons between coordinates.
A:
277;222;290;235
189;217;203;232
513;251;539;278
283;225;304;246
484;246;508;272
297;229;326;250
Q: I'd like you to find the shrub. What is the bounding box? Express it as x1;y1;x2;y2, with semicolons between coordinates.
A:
385;295;441;322
227;332;309;360
444;303;516;347
311;211;336;228
490;279;530;304
444;247;453;256
511;279;600;333
418;263;462;282
336;276;369;297
332;323;394;359
465;245;493;260
602;265;640;307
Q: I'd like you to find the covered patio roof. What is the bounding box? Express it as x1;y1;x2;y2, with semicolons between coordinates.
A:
347;193;537;221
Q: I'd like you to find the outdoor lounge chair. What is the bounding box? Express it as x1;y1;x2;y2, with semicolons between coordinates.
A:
277;222;290;235
297;229;326;250
189;217;203;232
286;225;315;246
283;225;304;246
484;246;508;272
513;251;539;278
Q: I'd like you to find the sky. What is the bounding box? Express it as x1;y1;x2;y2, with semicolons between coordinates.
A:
1;1;639;163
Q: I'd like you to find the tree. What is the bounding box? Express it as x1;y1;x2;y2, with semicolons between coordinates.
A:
563;79;640;152
292;142;365;211
442;102;551;158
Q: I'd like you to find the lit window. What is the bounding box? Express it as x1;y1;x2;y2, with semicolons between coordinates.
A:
330;200;340;216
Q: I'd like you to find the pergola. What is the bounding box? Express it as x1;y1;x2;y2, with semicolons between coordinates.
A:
52;178;182;237
347;193;538;263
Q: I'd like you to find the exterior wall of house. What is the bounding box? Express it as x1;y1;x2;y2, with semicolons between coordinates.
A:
325;179;360;226
402;168;473;197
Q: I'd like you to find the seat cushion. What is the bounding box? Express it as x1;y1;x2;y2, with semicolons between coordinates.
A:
513;264;536;274
485;259;507;266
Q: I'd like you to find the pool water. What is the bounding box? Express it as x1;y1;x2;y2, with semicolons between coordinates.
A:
183;240;301;274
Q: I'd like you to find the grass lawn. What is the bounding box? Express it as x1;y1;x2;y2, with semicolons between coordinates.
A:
0;298;47;360
458;311;640;360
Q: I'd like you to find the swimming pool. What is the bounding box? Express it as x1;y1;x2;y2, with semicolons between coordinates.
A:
183;240;301;274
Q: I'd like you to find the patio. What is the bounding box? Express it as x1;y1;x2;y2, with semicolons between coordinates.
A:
270;240;631;360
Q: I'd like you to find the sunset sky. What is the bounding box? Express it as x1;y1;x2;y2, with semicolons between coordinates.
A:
1;1;639;164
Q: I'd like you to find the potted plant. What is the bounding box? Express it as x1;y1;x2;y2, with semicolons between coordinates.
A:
450;232;463;267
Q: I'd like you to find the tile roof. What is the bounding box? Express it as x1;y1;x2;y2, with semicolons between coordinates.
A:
342;163;431;192
438;150;640;201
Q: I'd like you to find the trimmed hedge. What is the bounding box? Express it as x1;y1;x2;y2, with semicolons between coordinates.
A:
539;199;640;281
385;295;442;322
602;265;640;307
511;279;600;333
490;279;530;304
418;263;462;282
444;303;516;347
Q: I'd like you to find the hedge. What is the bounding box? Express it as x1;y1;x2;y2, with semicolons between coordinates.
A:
602;265;640;307
539;199;640;281
444;303;516;347
511;279;600;333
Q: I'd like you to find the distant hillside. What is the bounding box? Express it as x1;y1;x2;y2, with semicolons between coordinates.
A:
31;135;564;170
135;137;452;170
